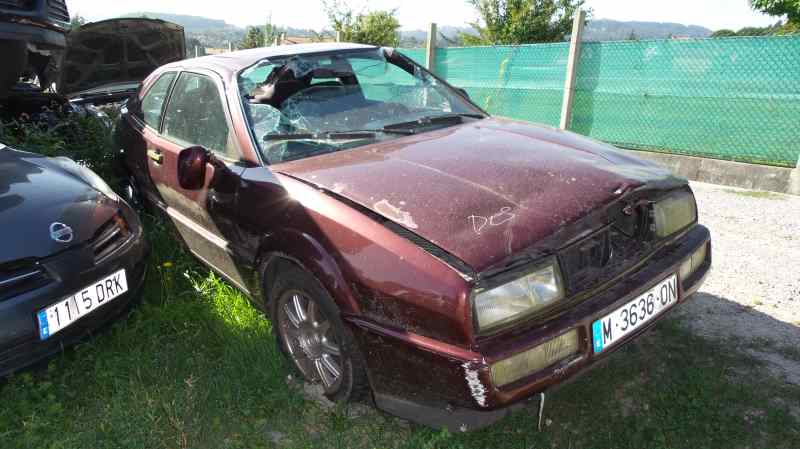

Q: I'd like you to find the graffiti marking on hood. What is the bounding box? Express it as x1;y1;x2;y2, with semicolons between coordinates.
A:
468;207;516;235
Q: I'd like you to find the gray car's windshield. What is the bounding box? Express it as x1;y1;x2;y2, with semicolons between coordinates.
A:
238;48;485;163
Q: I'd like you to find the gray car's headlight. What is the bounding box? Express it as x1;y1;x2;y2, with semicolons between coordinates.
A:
653;190;697;238
473;259;565;333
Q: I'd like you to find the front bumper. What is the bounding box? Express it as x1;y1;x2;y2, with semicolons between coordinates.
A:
349;224;711;431
0;209;148;377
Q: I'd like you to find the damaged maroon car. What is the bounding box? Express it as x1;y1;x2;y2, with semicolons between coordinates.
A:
116;43;711;431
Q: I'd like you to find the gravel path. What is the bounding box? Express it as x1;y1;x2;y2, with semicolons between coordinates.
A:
674;182;800;384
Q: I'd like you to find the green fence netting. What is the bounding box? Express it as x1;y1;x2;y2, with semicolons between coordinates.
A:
401;36;800;168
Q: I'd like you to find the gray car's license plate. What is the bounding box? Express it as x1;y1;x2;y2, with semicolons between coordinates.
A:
37;269;128;340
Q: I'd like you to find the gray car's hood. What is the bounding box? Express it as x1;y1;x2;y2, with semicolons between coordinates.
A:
0;144;118;265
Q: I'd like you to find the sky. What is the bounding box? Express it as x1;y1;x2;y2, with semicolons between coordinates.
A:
66;0;780;32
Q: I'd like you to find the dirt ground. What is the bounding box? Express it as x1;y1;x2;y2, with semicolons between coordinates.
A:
675;182;800;385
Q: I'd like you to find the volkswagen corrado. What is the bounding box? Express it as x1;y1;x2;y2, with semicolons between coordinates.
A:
116;43;711;431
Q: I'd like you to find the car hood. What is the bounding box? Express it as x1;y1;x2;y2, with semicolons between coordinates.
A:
273;118;685;272
58;18;186;96
0;144;118;265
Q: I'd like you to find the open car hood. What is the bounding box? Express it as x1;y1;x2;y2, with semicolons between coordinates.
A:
58;18;185;97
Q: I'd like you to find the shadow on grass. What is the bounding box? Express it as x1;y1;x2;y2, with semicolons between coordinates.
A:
1;219;799;449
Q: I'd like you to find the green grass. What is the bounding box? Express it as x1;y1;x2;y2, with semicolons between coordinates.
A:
1;216;799;449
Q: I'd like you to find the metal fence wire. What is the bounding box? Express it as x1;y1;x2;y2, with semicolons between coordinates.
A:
402;36;800;168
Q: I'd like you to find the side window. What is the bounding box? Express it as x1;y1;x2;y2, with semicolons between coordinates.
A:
141;72;176;129
162;73;237;159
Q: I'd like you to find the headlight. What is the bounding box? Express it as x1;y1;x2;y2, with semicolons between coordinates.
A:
490;329;580;386
653;190;697;238
473;260;565;333
679;242;708;281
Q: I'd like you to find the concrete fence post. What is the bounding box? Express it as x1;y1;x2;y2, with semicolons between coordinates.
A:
426;22;437;73
336;30;342;43
790;155;800;196
559;9;586;131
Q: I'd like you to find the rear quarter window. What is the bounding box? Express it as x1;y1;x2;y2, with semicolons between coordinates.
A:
141;72;177;129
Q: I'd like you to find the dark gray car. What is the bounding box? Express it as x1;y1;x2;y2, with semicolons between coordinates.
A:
0;143;148;376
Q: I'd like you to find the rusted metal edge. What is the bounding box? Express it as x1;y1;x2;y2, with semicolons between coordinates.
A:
345;316;481;362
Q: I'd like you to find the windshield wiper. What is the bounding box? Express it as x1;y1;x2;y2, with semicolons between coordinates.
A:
382;113;485;130
264;128;413;141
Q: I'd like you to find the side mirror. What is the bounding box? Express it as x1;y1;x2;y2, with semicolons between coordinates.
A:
456;87;470;99
177;146;209;190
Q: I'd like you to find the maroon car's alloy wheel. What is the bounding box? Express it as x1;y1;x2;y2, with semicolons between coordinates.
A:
277;290;343;392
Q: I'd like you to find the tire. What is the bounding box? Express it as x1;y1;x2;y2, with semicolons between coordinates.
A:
121;175;144;210
268;265;370;403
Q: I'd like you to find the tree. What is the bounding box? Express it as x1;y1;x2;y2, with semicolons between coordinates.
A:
736;26;772;36
264;21;283;45
322;0;357;40
239;17;288;50
711;29;738;37
239;26;265;49
69;14;86;30
750;0;800;24
321;0;401;46
626;30;638;41
186;37;206;57
462;0;588;45
780;20;799;33
352;11;400;46
737;22;784;35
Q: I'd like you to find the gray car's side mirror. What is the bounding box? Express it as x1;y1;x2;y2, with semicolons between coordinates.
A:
178;146;209;190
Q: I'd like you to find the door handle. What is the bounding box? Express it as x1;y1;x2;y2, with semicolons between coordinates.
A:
147;149;163;164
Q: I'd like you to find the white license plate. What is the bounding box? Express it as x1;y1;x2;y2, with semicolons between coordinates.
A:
37;269;128;340
592;274;678;353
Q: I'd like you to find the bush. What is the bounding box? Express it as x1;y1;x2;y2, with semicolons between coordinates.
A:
0;111;120;187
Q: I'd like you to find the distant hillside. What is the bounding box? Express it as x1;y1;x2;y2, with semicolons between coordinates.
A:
120;12;713;48
123;12;319;48
400;26;476;47
584;19;712;41
400;20;712;47
122;12;234;32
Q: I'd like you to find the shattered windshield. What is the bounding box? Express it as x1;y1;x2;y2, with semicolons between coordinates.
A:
238;48;485;164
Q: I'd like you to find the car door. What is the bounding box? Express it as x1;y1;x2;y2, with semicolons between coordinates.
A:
144;70;249;290
120;71;177;204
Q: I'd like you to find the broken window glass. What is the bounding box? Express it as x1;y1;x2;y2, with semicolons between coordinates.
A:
238;48;485;164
